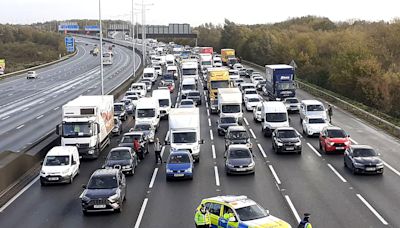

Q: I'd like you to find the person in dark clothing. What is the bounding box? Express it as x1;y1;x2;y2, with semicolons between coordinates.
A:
327;104;333;124
298;213;312;228
154;138;162;164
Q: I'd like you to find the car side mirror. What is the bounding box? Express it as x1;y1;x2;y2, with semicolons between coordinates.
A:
82;184;87;189
199;139;204;144
96;123;100;134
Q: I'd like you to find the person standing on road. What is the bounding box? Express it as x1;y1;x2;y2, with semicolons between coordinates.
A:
298;213;312;228
133;138;142;161
154;138;162;164
194;204;211;228
327;104;333;124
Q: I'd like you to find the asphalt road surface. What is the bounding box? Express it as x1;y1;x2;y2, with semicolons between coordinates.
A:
0;37;141;153
0;63;399;228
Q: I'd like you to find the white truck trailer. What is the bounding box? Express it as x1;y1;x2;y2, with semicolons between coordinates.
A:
217;88;243;124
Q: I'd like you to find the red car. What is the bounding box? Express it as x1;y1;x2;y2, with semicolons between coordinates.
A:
319;126;350;153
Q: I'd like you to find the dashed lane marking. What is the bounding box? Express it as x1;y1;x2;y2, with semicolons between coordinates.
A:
356;194;388;225
244;117;249;126
149;168;158;189
327;163;347;183
307;143;321;157
268;165;281;185
212;145;216;159
133;198;149;228
285;195;301;223
214;166;220;186
257;143;267;158
210;129;214;140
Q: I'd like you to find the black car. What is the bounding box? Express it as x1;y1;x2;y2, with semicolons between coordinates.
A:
344;145;384;174
81;169;126;214
186;91;202;106
118;132;149;155
103;147;138;175
225;126;252;151
217;116;239;136
245;69;254;77
225;145;255;175
272;127;302;154
114;103;128;121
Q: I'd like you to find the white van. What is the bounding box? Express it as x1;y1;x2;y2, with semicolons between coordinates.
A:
40;146;80;185
143;67;157;83
152;89;171;118
181;78;197;98
167;65;178;79
130;82;147;97
165;54;175;66
299;100;327;122
261;101;289;136
135;97;161;129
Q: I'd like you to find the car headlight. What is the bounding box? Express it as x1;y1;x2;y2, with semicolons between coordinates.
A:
88;147;95;154
328;141;335;146
166;168;173;173
226;163;234;168
40;170;46;176
123;165;131;169
81;195;90;202
376;163;384;168
275;139;283;147
108;193;120;203
119;113;124;117
354;162;364;168
184;168;192;173
62;168;70;175
295;141;302;146
246;143;253;148
248;161;255;168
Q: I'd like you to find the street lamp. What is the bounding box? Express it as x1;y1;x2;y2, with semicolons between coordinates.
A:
99;0;104;95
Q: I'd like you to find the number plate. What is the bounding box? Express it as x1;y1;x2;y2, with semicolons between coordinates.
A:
366;167;376;171
336;147;344;150
174;174;184;177
48;177;59;181
93;205;106;209
286;147;294;150
236;168;246;171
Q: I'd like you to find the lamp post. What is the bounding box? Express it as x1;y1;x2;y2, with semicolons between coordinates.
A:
99;0;104;95
131;0;136;79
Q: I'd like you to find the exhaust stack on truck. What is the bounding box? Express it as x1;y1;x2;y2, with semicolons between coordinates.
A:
56;95;114;159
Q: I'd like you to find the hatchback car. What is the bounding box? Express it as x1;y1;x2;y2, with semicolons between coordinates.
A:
233;78;245;87
112;117;122;136
196;195;291;228
81;168;126;215
245;69;254;77
179;99;196;108
118;132;149;155
244;95;262;111
166;150;194;181
253;102;263;122
27;71;38;79
272;127;302;154
186;91;202;106
319;126;350;153
163;79;175;93
225;145;255;175
131;122;155;143
141;79;152;92
302;116;330;137
344;145;384;174
217;116;239;136
225;126;252;150
103;147;138;175
256;80;266;91
283;97;301;113
120;98;134;115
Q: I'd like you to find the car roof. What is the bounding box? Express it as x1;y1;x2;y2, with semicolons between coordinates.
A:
227;126;247;131
124;132;144;136
275;127;296;131
204;195;256;209
114;102;124;105
110;147;132;152
301;99;323;105
228;144;250;150
351;145;374;150
180;99;194;103
92;168;119;176
324;126;343;131
246;94;261;99
47;146;77;156
169;150;191;156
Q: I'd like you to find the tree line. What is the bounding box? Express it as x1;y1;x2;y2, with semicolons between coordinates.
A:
0;24;64;73
194;17;400;120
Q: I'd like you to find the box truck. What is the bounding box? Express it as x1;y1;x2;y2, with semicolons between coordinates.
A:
57;96;114;159
218;88;243;124
264;64;296;100
221;48;235;65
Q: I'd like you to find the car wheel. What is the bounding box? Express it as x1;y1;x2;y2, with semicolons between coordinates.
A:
351;164;357;175
82;210;89;216
40;180;46;186
297;151;302;155
344;159;347;167
115;203;122;213
319;142;322;150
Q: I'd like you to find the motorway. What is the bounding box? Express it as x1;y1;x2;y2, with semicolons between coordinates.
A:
0;60;400;228
0;37;141;153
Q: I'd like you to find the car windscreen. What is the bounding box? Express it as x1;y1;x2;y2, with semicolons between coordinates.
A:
88;175;118;189
158;99;170;107
242;86;254;91
229;71;239;75
220;117;236;124
182;84;196;90
63;122;93;137
277;130;297;138
122;100;131;106
108;150;131;160
134;124;151;131
168;154;191;164
137;108;155;118
235;204;268;221
222;105;241;113
127;96;138;101
172;132;196;143
45;155;70;166
180;100;193;105
114;105;124;111
188;92;200;97
202;61;212;65
309;118;325;124
266;113;287;122
353;148;378;157
144;73;153;78
327;129;347;138
277;82;295;90
285;98;299;104
121;135;140;143
132;85;144;90
228;130;249;139
211;81;230;89
182;68;197;75
245;90;257;95
248;98;260;102
229;149;251;159
307;104;324;111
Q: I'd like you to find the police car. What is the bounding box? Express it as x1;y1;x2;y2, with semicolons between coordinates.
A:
196;195;291;228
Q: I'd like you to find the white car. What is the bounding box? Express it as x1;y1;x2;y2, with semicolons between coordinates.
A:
153;65;162;76
27;71;38;79
233;78;245;87
243;88;258;103
253;102;263;122
130;83;147;97
125;94;140;108
251;76;264;85
284;97;301;112
233;63;244;71
179;99;196;108
244;95;262;111
302;116;330;137
228;69;240;80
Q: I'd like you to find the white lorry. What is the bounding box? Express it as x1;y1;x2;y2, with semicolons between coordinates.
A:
217;88;243;124
181;60;199;82
57;96;114;159
165;54;175;66
152;89;171;118
199;53;213;74
135;97;160;129
143;67;157;83
167;108;203;162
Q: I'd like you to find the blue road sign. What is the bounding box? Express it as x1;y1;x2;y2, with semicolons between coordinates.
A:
65;37;75;53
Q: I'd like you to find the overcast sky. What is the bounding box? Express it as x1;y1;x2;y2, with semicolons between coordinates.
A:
1;0;399;26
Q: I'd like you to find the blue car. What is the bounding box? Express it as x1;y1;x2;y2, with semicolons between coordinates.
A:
166;150;193;181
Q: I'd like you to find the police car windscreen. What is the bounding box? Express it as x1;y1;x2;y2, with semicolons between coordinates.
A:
235;204;268;221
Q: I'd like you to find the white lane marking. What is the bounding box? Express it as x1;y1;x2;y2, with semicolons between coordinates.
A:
149;168;158;189
212;144;216;159
207;109;210;116
285;195;301;223
268;165;281;185
165;130;170;142
0;176;39;213
210;129;214;140
214;166;220;186
307;143;321;157
243;117;249;126
1;116;10;120
16;125;24;129
53;107;59;110
382;161;400;177
356;194;389;225
257;143;267;158
22;107;29;111
36;115;44;119
160;146;166;157
174;103;178;108
203;91;207;96
205;102;209;108
208;118;211;127
350;138;359;144
327;164;347;183
38;100;45;104
134;198;149;228
177;91;181;97
249;129;256;139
